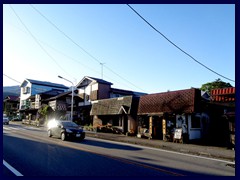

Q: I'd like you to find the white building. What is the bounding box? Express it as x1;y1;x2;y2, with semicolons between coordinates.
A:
19;79;68;110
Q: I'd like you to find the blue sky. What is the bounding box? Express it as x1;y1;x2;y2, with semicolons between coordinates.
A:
3;4;235;94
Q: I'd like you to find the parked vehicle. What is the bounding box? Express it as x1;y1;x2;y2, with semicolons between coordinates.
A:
3;114;9;125
47;119;85;141
11;115;21;121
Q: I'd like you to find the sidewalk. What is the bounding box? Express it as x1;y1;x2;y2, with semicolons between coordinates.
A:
85;131;235;162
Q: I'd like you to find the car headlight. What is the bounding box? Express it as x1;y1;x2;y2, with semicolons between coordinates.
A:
66;129;72;133
47;119;57;129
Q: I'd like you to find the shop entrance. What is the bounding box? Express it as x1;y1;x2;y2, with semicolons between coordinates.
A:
152;116;163;139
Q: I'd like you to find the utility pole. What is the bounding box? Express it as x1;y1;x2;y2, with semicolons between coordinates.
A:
58;75;74;121
100;62;105;79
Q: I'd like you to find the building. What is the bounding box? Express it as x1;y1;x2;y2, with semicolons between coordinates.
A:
90;96;139;134
45;90;82;122
74;76;146;125
209;87;235;148
137;88;209;143
19;79;68;123
3;95;20;119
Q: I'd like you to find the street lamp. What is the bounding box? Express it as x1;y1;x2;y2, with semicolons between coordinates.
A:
58;75;74;121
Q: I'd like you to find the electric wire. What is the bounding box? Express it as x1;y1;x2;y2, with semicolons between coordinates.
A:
3;74;21;84
3;73;67;94
3;73;131;112
29;4;102;65
127;4;235;83
5;22;141;92
29;4;146;92
9;5;75;81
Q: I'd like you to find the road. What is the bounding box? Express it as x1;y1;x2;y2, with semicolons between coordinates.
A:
3;123;235;176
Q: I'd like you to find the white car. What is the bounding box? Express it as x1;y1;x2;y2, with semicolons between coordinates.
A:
3;115;9;125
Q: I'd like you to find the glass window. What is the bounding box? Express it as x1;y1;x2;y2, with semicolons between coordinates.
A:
191;115;201;128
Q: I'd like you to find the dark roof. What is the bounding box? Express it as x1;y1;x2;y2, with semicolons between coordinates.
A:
138;88;201;115
76;76;113;88
87;76;113;85
44;91;72;101
4;96;19;101
24;79;68;89
111;88;147;97
39;89;65;96
90;96;133;115
26;89;66;101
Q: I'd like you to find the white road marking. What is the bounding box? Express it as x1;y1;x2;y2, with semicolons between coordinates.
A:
3;127;19;130
3;126;40;131
86;137;235;164
3;160;23;176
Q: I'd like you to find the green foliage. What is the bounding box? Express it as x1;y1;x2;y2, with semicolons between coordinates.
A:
37;104;54;122
200;78;232;94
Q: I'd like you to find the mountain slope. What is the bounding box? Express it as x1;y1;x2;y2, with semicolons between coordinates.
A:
3;86;20;99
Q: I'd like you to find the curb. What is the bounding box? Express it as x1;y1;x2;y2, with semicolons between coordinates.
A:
85;132;235;162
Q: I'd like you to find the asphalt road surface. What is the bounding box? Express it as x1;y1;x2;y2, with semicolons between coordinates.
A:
3;123;235;176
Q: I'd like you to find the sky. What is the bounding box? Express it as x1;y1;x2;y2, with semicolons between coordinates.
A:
3;4;235;94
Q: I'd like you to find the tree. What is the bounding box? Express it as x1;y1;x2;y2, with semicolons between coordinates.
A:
37;104;54;125
200;78;233;95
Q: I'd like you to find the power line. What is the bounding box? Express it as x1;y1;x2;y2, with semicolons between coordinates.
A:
30;4;102;65
9;5;75;81
127;4;235;83
3;73;68;93
6;22;144;92
30;4;146;92
3;74;21;84
104;66;146;92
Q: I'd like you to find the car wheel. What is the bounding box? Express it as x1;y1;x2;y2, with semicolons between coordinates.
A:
48;130;52;137
61;133;66;141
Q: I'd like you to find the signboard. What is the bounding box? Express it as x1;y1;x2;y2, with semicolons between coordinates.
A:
49;100;57;110
174;128;182;139
162;119;166;135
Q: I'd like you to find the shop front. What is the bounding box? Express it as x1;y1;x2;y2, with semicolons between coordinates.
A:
137;88;207;143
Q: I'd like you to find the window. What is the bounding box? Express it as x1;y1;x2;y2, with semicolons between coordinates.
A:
191;115;201;128
23;87;30;94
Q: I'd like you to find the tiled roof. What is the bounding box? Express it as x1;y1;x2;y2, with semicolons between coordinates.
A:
138;88;201;115
26;79;68;89
90;96;133;115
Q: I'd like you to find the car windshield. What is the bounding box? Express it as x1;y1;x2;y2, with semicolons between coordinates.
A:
61;121;78;128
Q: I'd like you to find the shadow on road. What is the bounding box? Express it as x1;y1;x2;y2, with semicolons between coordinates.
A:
79;138;142;151
3;133;217;176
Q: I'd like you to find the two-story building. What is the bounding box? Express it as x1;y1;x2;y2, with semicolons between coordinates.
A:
3;95;20;119
75;76;146;126
19;79;68;122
